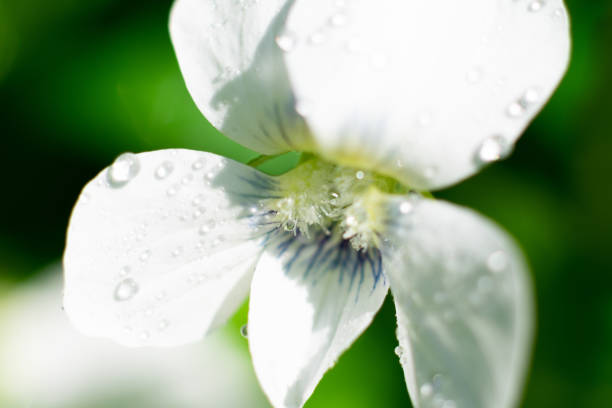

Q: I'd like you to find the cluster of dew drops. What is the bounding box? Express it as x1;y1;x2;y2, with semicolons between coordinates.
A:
270;0;566;180
86;151;231;342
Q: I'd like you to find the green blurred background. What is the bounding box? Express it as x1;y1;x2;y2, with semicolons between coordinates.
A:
0;0;610;407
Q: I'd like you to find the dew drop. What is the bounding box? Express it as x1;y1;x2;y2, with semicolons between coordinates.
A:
113;278;139;301
171;247;183;258
240;324;249;338
420;383;434;398
139;249;151;262
119;265;131;277
181;174;194;185
423;166;437;180
399;201;414;215
140;330;151;341
295;99;312;116
166;185;179;197
205;171;216;182
329;12;348;27
522;87;540;105
466;66;484;84
527;0;545;12
370;53;388;70
192;158;206;170
154;161;174;180
346;38;362;53
80;193;91;205
275;33;297;52
487;250;509;273
308;32;327;45
506;101;525;118
355;171;365;180
476;135;512;164
442;401;457;408
199;220;216;235
107;153;140;188
158;319;170;331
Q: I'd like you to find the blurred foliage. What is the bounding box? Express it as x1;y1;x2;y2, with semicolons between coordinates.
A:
0;0;611;407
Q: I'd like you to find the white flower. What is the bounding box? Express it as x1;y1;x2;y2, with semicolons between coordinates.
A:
0;267;269;408
63;1;570;408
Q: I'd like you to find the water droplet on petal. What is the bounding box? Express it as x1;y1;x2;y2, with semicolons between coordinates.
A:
158;319;170;331
199;220;216;235
329;12;348;27
308;31;327;45
119;265;131;277
295;99;312;116
192;158;206;170
506;101;525;118
476;135;512;164
527;0;545;12
420;383;434;398
139;249;151;262
107;153;140;188
240;324;248;338
154;161;174;180
275;33;297;52
423;166;437;180
113;278;139;301
166;185;179;197
487;250;509;273
466;66;484;84
399;201;414;215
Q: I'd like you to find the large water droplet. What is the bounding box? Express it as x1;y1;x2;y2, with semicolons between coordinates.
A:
154;161;174;180
275;33;297;52
476;135;512;164
114;278;139;301
107;153;140;188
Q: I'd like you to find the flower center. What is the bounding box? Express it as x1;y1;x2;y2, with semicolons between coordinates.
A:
260;158;402;250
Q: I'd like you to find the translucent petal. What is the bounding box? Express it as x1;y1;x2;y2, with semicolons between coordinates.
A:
170;0;312;154
248;232;388;408
382;197;533;408
63;149;279;347
283;0;571;189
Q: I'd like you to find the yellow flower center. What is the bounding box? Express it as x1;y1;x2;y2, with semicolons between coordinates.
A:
261;158;403;250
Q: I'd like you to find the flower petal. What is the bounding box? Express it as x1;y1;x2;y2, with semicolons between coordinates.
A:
382;197;533;408
63;149;279;347
283;0;570;189
248;233;389;408
170;0;312;154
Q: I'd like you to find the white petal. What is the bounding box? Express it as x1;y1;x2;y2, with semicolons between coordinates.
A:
248;233;388;408
170;0;312;154
283;0;570;189
63;149;279;347
382;197;533;408
1;269;269;408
